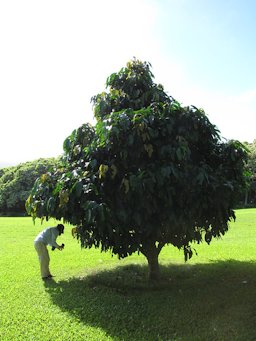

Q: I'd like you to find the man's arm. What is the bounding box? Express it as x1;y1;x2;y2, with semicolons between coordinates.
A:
52;243;64;251
49;228;63;249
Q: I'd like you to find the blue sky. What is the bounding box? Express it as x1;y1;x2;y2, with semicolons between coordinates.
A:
157;0;256;93
1;0;256;167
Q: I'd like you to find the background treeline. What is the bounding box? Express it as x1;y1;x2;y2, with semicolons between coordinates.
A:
243;140;256;206
0;158;59;216
1;139;256;216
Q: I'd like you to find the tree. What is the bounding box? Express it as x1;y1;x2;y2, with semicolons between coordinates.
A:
26;59;248;280
242;140;256;206
0;158;58;215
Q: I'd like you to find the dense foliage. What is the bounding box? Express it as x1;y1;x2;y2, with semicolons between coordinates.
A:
26;59;248;279
243;140;256;205
244;140;256;174
0;158;58;215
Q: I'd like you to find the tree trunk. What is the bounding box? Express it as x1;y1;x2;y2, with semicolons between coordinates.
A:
141;242;163;281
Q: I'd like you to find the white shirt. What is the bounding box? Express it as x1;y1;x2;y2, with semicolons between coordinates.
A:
34;227;60;248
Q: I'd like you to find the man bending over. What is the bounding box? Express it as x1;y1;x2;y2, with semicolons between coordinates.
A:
34;224;65;280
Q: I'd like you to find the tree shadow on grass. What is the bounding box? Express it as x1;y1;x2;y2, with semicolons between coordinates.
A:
44;260;256;341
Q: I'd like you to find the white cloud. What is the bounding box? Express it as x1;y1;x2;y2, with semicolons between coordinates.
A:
180;89;256;143
151;55;256;143
179;87;256;143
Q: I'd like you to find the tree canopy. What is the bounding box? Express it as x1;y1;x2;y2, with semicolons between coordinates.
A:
26;59;248;279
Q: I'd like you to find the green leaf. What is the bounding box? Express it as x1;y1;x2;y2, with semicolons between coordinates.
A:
63;137;71;152
46;197;55;213
75;181;83;197
90;159;97;169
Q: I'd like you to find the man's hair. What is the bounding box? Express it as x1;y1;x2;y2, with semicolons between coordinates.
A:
57;224;64;234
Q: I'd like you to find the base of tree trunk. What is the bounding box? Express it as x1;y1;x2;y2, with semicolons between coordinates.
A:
142;242;161;281
148;258;160;281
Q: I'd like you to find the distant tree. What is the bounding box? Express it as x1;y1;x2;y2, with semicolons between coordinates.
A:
26;59;248;280
244;140;256;175
0;158;58;215
243;140;256;206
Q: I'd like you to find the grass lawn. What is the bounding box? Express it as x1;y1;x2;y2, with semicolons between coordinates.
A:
1;209;256;340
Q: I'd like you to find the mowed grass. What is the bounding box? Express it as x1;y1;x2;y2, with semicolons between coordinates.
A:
1;209;256;340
